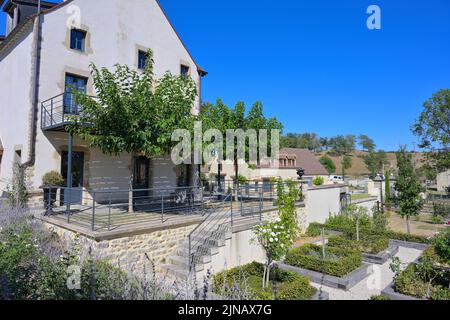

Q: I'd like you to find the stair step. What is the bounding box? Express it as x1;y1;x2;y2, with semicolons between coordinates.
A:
161;264;190;280
167;255;205;272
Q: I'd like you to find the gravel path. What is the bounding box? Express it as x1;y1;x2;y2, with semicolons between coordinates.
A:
311;246;423;300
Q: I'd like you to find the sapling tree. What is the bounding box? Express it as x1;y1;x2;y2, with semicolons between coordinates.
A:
252;180;300;289
395;147;424;234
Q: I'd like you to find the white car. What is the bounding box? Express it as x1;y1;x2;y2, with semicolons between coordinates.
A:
329;175;344;183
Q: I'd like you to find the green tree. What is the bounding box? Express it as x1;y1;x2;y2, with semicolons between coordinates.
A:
395;147;424;234
70;50;196;158
412;89;450;175
363;150;389;178
341;155;352;180
200;100;282;183
319;156;336;174
385;170;392;209
358;134;376;152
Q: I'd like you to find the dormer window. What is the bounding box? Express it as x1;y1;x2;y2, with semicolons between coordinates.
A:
181;65;190;77
70;29;86;52
138;50;147;70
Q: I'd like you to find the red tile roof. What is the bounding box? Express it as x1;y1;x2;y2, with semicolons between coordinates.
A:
279;148;328;175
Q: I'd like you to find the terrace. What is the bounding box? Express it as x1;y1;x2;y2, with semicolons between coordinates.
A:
40;182;304;240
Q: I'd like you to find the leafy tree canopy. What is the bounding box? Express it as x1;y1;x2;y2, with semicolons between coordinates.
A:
69;50;197;158
358;134;376;152
412;89;450;173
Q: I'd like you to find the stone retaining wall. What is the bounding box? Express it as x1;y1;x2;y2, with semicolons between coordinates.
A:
44;222;196;276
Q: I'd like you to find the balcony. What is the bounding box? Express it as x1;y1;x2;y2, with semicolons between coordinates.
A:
41;92;84;132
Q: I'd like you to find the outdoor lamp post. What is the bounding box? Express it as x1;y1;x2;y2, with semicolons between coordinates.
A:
374;174;384;212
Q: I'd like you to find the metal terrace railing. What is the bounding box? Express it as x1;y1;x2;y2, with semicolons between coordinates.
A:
187;181;305;271
43;185;205;232
41;92;85;130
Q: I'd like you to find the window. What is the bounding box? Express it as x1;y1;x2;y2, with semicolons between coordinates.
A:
70;29;86;52
138;50;147;70
181;65;190;77
64;74;88;114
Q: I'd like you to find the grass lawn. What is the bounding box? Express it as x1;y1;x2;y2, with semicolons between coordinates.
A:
387;211;446;237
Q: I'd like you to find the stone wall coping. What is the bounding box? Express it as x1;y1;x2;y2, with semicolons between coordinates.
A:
39;215;204;241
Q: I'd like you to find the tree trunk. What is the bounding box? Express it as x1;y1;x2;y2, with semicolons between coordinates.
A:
128;156;135;213
406;215;411;234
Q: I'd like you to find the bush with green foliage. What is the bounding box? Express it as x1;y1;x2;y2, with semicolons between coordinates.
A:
395;263;450;300
42;171;65;187
213;262;316;300
433;203;450;218
312;176;325;186
370;295;391;300
432;230;450;264
285;244;362;278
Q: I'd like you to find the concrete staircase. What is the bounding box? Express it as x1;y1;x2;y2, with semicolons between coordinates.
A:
162;222;232;280
421;202;434;215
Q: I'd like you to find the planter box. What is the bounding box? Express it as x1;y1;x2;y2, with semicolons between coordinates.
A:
389;240;429;251
362;243;399;264
381;281;424;300
278;262;372;290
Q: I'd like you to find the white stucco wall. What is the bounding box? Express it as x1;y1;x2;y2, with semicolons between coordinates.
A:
0;25;35;193
305;185;342;224
437;170;450;192
1;0;203;192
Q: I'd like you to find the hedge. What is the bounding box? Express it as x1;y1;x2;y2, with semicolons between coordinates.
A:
285;244;362;278
306;223;432;244
213;262;317;300
327;234;389;255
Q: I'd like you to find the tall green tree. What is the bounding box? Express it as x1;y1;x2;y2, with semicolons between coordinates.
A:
199;100;282;183
385;169;392;209
319;156;336;174
341;155;352;180
358;134;376;152
395;147;424;234
363;150;389;178
412;89;450;177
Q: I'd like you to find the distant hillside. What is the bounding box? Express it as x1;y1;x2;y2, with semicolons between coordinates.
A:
314;150;425;177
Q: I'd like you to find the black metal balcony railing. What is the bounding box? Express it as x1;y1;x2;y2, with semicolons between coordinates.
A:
41;92;84;130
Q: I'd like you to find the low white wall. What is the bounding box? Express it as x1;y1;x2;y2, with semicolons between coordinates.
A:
352;198;378;214
306;185;342;224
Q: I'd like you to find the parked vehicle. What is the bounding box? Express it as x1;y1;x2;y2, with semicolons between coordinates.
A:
329;175;344;183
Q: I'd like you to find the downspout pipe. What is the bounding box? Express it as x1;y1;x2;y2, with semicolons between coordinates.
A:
20;11;42;177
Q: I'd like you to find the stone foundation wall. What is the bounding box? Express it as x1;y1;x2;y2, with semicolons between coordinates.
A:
43;222;196;276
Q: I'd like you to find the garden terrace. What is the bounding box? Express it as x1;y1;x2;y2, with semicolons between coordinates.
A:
39;182;305;240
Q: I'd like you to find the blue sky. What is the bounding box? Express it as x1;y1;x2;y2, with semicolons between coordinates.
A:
1;0;450;151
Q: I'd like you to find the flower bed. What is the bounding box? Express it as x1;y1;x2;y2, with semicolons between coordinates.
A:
284;244;362;278
213;262;318;300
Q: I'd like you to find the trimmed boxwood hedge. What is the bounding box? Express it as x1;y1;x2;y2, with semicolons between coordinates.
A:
285;244;362;278
327;234;389;255
213;262;317;300
308;223;431;244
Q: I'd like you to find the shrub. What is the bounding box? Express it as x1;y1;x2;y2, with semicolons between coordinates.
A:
433;230;450;264
312;176;324;186
370;295;390;300
285;244;362;278
394;263;450;300
433;203;450;218
42;171;65;187
384;231;431;244
305;223;322;237
277;277;317;300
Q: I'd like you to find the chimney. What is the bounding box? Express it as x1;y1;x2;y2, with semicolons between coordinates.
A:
1;0;57;36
